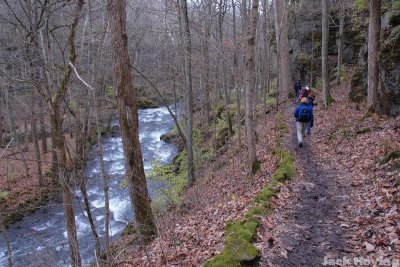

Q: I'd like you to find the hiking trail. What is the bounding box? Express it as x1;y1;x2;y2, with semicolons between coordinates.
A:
259;106;351;267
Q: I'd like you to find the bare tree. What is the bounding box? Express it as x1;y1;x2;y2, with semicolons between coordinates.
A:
367;0;381;112
322;0;333;106
336;0;345;85
179;0;195;186
273;0;291;102
245;0;259;173
107;0;157;243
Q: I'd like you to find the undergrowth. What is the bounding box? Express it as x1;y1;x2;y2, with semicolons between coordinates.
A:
205;112;296;266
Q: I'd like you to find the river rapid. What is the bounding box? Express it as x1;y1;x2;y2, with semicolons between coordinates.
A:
0;107;177;266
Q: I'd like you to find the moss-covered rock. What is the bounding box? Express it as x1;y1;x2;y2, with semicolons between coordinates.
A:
224;236;258;261
137;98;159;109
271;149;296;183
245;206;271;218
226;218;259;242
349;68;367;103
255;187;278;206
205;236;259;267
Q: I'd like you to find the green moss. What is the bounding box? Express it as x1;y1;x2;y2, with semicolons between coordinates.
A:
245;206;271;218
356;127;371;134
355;0;369;11
251;159;260;174
396;178;400;187
205;236;259;267
226;218;259;242
106;85;113;97
255;187;278;205
271;149;296;183
225;235;258;261
121;222;137;237
277;112;288;136
326;95;335;106
215;117;229;149
216;104;225;119
205;252;241;267
137;98;158;108
379;150;400;165
364;108;374;118
0;191;10;202
4;212;24;226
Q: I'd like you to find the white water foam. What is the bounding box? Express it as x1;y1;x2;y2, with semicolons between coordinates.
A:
109;198;130;223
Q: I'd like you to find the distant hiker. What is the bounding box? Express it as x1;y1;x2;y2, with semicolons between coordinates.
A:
298;85;312;100
294;97;314;147
294;80;302;99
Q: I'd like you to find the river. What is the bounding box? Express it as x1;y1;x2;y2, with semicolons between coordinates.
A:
0;107;177;267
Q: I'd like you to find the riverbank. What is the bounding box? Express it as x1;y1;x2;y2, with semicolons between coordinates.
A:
0;123;121;228
108;104;282;265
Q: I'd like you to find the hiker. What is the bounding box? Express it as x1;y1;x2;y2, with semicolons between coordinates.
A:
294;80;302;99
294;97;314;147
298;85;312;100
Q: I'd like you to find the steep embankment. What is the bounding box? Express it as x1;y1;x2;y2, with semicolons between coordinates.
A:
111;108;284;266
259;84;399;266
113;84;399;267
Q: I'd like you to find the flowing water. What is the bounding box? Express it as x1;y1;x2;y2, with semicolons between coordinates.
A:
0;107;177;267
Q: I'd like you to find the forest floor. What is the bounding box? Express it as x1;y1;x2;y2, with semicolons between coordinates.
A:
259;83;400;266
0;136;76;226
115;82;399;266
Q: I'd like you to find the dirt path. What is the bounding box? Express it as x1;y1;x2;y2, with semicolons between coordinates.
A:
259;108;350;266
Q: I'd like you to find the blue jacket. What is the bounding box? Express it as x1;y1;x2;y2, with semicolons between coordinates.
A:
294;103;314;123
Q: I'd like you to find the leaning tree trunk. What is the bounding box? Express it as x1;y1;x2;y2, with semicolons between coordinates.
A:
107;0;157;243
322;0;333;106
50;1;84;265
273;0;291;102
245;0;259;173
39;99;47;153
179;0;195;186
51;108;82;266
367;0;381;112
32;116;43;187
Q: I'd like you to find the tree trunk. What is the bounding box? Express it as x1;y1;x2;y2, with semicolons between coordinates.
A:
50;1;84;265
202;0;211;126
245;0;259;173
310;17;315;87
79;178;101;258
262;0;271;117
107;0;157;243
273;0;291;102
39;99;47;153
367;0;381;112
322;0;333;106
23;118;29;152
51;109;82;266
179;0;195;186
4;88;14;136
32;116;43;187
337;0;344;85
232;0;242;149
